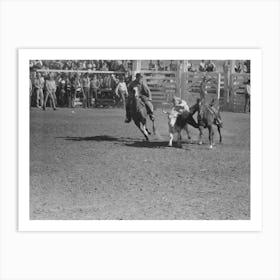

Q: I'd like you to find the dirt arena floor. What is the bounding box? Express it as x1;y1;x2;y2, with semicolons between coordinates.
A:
30;107;250;220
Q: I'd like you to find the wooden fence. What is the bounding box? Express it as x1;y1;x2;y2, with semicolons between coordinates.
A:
139;71;178;109
229;73;250;112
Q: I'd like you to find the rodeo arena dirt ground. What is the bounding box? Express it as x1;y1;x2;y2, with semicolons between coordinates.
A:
30;106;250;220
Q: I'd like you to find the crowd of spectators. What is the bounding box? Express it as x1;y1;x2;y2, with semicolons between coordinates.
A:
234;60;250;73
30;60;132;72
29;60;135;109
29;59;251;110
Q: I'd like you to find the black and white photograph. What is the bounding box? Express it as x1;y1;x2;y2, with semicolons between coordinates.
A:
27;55;252;222
2;0;280;279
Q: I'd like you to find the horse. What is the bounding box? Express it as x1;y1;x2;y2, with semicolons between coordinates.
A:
189;99;222;149
129;86;155;141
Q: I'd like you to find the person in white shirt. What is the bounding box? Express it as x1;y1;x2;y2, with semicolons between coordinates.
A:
33;72;45;108
115;76;128;110
43;73;57;110
199;60;206;72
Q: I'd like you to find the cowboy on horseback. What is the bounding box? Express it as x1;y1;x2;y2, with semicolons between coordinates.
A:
198;76;222;127
125;73;155;123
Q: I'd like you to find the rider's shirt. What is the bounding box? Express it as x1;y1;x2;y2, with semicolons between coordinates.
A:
128;80;152;100
200;81;207;100
172;98;189;113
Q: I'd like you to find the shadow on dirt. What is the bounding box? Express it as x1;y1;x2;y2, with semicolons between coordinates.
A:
57;135;130;142
124;141;182;149
57;135;192;149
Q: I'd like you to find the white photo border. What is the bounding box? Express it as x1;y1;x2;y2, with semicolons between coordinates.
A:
19;48;262;232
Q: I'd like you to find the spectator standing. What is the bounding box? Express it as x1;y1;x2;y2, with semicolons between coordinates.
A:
101;62;109;71
235;62;242;73
29;78;33;107
103;74;112;89
81;73;90;108
206;60;216;72
199;60;206;72
170;60;177;71
43;73;57;110
33;72;45;108
157;60;164;71
115;76;128;110
244;79;250;113
65;75;72;108
58;74;67;107
70;76;77;108
90;75;101;106
187;61;193;72
244;60;250;73
73;74;81;106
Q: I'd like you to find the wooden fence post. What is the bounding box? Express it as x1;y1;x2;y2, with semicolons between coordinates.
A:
181;60;188;100
217;72;221;100
132;60;142;79
176;61;181;98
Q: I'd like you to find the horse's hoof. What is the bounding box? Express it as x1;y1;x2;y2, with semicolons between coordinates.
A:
209;145;213;149
198;141;202;145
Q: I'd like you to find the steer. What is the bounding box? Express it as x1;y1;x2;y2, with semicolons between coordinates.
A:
163;109;199;147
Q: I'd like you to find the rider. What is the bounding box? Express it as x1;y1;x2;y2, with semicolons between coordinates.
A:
125;73;155;123
198;76;222;127
171;96;189;116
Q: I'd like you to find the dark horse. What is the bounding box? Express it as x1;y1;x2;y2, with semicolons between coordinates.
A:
129;86;155;141
189;98;222;149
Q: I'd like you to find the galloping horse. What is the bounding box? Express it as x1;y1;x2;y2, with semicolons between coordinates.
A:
189;99;222;149
129;86;155;141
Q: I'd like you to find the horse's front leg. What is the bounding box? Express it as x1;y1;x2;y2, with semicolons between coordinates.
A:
134;121;149;141
217;125;222;143
141;123;150;141
177;130;182;148
184;124;191;141
198;126;203;145
208;125;214;149
169;132;174;147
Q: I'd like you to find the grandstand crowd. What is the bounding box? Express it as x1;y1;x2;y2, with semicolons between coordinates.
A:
29;60;250;110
